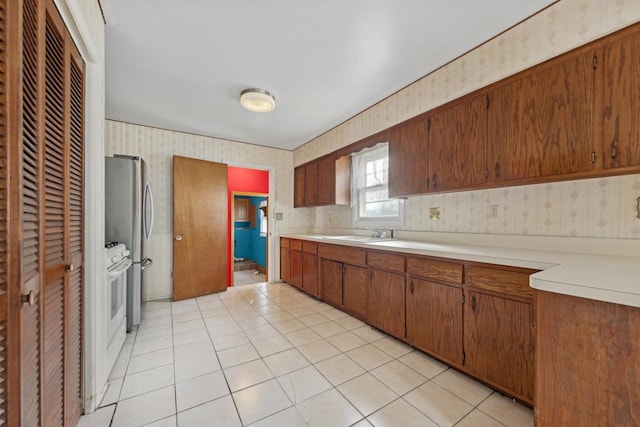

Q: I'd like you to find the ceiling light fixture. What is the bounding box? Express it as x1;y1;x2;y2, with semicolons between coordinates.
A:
240;88;276;113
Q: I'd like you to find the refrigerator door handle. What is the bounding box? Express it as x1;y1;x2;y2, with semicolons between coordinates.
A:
140;258;153;271
143;181;155;241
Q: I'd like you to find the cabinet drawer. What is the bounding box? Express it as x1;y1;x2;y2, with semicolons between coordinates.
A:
302;241;317;254
367;251;405;273
280;238;290;248
407;257;463;284
465;265;534;300
291;239;303;251
318;244;366;266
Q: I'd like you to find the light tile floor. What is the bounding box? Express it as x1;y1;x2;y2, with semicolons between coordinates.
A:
77;282;534;427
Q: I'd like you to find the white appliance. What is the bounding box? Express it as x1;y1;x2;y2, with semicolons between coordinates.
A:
104;242;131;374
105;155;154;331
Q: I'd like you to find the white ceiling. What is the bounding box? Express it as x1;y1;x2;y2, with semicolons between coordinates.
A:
103;1;556;151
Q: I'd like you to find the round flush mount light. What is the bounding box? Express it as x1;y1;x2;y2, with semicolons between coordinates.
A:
240;88;276;113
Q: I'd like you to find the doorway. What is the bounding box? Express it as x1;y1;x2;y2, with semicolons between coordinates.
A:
231;194;268;286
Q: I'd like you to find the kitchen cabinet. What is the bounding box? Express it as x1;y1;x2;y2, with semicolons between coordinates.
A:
234;198;249;221
428;95;487;191
317;155;335;206
318;244;367;318
367;268;405;339
290;240;303;289
487;48;595;182
535;290;640;426
388;116;429;197
302;241;319;297
304;161;319;206
406;257;464;367
320;258;342;307
279;238;291;283
464;265;536;405
595;28;640;170
294;166;305;207
295;156;351;207
342;265;368;319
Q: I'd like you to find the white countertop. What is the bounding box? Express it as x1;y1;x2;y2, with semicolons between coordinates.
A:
280;233;640;308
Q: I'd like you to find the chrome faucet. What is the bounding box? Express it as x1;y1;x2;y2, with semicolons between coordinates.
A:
370;229;394;239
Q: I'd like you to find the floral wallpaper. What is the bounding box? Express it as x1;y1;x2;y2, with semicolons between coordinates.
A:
295;0;640;240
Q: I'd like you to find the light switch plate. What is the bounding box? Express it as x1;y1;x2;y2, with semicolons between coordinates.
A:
488;205;499;219
429;207;440;220
275;212;284;220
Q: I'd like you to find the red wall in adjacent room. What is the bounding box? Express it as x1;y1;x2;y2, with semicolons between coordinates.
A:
227;166;269;285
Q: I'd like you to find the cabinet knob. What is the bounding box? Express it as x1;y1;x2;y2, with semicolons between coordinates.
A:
432;174;437;188
21;290;35;306
65;263;74;272
611;139;618;161
175;235;183;241
409;281;414;294
471;294;478;313
494;163;501;179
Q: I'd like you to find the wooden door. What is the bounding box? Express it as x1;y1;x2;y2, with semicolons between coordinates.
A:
173;156;228;300
367;269;405;338
595;29;640;169
279;239;290;282
304;161;319;206
487;49;594;182
428;95;487;191
293;165;305;207
320;259;342;307
464;290;534;404
342;265;367;319
290;244;303;289
388;116;428;197
317;155;335;206
302;252;318;297
406;279;463;366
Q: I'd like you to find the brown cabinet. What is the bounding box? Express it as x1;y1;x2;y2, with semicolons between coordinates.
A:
595;28;640;170
464;265;535;405
342;265;368;319
367;269;405;338
290;240;303;289
280;238;291;282
428;95;487;191
406;256;464;367
535;291;640;426
388;116;429;197
487;48;595;182
295;156;351;207
302;241;319;297
317;155;335;206
294;166;305;207
304;161;319;206
320;258;343;307
234;198;249;221
318;244;367;318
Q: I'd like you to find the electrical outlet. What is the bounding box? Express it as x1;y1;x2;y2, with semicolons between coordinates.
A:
488;204;499;219
429;207;440;220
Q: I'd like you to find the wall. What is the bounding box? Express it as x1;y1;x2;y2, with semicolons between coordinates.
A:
294;0;640;240
105;120;309;300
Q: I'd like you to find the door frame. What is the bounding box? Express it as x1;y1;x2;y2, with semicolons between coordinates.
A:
231;192;269;286
223;161;275;284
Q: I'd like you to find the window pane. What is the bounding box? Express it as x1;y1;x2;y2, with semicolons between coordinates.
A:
365;188;388;202
365;200;399;217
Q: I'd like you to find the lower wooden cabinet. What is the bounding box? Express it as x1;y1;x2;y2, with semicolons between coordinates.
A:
320;258;342;307
290;246;303;289
302;241;319;297
367;269;405;338
280;239;291;283
406;278;463;367
342;265;367;318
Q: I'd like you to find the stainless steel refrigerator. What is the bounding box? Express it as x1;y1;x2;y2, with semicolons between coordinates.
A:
105;155;154;331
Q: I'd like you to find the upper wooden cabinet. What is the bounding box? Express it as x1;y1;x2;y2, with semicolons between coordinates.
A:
294;166;305;207
234;198;249;221
595;29;640;170
388;116;429;197
294;155;351;207
317;155;335;206
428;94;487;191
304;161;319;206
487;48;595;182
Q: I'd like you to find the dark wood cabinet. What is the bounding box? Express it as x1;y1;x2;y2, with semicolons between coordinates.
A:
342;265;367;319
487;48;595;182
295;155;351;207
464;266;535;405
317;156;335;206
320;258;343;307
302;241;319;297
294;166;305;207
290;240;303;289
407;279;463;367
280;238;291;282
304;161;319;206
536;291;640;426
367;269;405;339
428;95;487;191
595;29;640;170
388;116;429;197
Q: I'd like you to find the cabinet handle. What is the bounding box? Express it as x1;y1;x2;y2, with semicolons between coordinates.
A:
494;163;501;179
471;294;478;313
409;281;414;294
611;139;618;162
432;173;437;188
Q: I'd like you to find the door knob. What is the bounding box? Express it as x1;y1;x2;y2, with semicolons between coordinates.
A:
65;263;74;272
21;290;35;306
175;235;183;241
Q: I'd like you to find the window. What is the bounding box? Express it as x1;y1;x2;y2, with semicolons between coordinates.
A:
259;199;268;237
351;142;402;225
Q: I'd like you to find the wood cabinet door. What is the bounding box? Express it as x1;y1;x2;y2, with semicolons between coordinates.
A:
406;279;463;366
280;246;290;282
302;252;318;297
317;156;335;206
388;117;429;197
290;249;303;289
304;161;319;206
320;259;342;307
596;30;640;169
428;95;487;191
234;198;249;221
487;49;594;182
342;265;367;319
367;269;405;338
293;165;305;207
464;290;535;404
